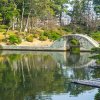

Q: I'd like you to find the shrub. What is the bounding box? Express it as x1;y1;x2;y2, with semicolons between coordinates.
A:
50;33;61;40
33;34;39;38
70;39;80;45
0;35;5;42
8;35;22;44
62;26;72;32
91;31;100;41
76;27;83;33
95;91;100;100
91;47;100;53
43;30;61;41
39;35;47;41
0;29;6;32
26;34;33;42
70;47;80;54
0;25;8;29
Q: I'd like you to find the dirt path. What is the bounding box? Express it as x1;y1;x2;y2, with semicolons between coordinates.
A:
18;39;53;47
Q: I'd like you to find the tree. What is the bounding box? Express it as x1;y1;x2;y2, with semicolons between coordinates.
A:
52;0;68;26
0;0;19;30
68;0;99;34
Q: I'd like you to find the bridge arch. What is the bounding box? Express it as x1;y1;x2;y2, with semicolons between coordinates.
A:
65;34;99;51
50;34;99;51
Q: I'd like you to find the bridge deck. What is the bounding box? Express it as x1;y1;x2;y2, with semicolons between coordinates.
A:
71;79;100;88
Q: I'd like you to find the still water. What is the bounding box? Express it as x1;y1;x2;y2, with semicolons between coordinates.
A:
0;51;99;100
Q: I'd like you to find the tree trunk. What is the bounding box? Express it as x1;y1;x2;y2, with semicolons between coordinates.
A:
12;17;15;31
59;5;63;26
20;1;24;32
24;10;31;32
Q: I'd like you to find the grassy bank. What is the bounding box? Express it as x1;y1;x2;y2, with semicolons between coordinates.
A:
0;28;99;46
0;28;69;45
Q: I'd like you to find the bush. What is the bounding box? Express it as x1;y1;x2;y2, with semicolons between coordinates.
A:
91;47;100;53
0;25;8;29
8;35;22;44
70;39;79;45
50;32;61;40
91;31;100;41
0;35;5;42
26;34;33;42
0;29;6;32
39;35;47;41
95;91;100;100
76;27;83;33
62;26;72;32
43;30;61;41
33;34;39;38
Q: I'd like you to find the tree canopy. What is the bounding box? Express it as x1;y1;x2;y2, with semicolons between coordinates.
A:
0;0;99;34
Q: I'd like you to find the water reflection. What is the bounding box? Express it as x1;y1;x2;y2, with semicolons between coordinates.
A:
0;51;98;100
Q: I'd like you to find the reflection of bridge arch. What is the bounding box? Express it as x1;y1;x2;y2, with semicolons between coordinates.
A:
51;52;96;68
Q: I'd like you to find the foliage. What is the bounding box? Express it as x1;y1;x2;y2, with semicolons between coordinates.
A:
43;30;61;40
95;90;100;100
90;54;100;59
0;25;7;29
91;31;100;41
0;35;5;42
0;0;99;43
91;47;100;65
0;53;66;99
33;34;40;38
39;35;47;41
69;0;100;34
26;34;33;42
0;13;7;32
93;0;100;15
69;38;80;53
70;38;80;45
8;35;22;44
62;25;73;33
91;47;100;53
51;0;68;25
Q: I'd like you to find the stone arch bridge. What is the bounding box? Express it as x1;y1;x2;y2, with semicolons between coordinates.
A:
51;34;99;51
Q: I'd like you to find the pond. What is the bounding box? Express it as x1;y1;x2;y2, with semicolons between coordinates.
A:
0;51;99;100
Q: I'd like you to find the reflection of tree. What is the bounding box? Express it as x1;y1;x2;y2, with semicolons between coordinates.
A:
0;54;66;100
91;68;100;78
90;54;100;78
0;52;97;100
67;84;93;96
95;89;100;100
71;68;91;80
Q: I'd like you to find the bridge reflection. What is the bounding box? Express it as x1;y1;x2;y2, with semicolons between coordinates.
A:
0;51;95;68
